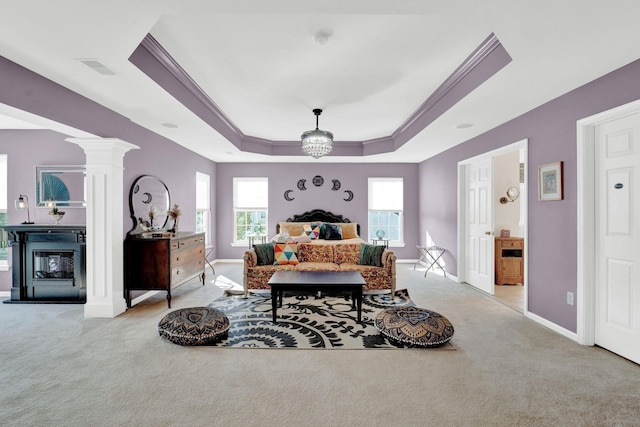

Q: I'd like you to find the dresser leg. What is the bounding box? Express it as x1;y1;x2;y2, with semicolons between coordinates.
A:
201;272;206;285
166;292;172;308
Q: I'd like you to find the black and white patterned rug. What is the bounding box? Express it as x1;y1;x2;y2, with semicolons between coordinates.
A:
207;289;455;350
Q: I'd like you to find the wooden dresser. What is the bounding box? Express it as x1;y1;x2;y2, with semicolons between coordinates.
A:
494;237;524;286
124;232;205;308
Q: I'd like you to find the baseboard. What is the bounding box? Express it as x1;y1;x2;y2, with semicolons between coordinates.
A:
0;291;9;297
526;311;578;342
130;291;161;306
212;259;243;264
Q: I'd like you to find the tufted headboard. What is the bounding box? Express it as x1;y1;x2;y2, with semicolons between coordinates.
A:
278;209;360;236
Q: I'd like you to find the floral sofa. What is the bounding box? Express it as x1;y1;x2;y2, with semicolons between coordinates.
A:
243;241;397;297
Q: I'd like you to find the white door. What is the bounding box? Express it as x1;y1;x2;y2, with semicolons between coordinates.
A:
465;158;494;294
595;112;640;364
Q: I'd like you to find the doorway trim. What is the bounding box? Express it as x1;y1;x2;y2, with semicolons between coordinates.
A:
457;139;529;314
576;98;640;345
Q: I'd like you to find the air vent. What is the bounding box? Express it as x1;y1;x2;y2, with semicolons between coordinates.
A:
79;59;117;76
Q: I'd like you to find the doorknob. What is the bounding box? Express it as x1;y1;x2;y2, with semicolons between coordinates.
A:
485;231;492;235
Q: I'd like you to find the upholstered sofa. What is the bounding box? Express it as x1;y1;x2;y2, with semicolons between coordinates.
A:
243;241;397;297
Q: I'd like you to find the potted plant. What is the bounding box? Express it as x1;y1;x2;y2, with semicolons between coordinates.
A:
49;206;65;224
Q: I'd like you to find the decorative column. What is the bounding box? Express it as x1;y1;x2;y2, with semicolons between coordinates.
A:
67;138;139;318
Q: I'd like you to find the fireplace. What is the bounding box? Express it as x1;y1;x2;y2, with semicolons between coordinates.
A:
4;225;86;303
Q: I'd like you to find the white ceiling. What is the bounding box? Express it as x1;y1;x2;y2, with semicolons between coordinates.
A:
1;1;640;163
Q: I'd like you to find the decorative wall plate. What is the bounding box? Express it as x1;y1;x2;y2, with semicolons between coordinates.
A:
284;189;295;201
312;175;324;187
343;190;354;202
331;179;341;191
297;179;307;191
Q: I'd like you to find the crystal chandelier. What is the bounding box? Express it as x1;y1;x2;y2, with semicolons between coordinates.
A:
301;108;333;159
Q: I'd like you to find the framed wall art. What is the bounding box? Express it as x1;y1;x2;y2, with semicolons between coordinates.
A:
538;161;563;201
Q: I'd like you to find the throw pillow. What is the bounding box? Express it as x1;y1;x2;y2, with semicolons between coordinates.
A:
324;223;343;240
303;224;317;239
340;223;359;239
358;243;385;267
253;242;275;266
311;222;324;239
274;242;299;265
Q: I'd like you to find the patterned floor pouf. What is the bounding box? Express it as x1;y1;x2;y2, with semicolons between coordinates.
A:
158;307;230;346
374;306;454;347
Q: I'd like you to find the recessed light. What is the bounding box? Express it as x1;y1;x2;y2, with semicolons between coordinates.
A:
161;122;179;128
456;123;474;129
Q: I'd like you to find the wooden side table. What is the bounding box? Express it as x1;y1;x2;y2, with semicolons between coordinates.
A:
494;237;524;285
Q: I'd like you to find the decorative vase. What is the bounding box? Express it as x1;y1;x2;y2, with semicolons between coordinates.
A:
376;230;385;239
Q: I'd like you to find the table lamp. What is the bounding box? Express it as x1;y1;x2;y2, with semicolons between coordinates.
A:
15;194;34;224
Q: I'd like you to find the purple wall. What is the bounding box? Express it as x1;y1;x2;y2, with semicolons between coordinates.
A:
216;163;419;259
0;56;217;292
419;57;640;333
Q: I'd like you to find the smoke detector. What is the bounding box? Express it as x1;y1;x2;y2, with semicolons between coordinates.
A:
313;31;332;46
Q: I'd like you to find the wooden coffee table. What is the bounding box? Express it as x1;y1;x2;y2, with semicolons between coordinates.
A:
268;271;366;323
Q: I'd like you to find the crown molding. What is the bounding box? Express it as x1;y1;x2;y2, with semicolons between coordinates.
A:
130;33;511;158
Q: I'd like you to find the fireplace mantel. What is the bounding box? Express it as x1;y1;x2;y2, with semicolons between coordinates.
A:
4;224;86;303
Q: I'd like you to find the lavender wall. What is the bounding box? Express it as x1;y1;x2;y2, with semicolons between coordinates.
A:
419;57;640;333
0;130;87;291
216;163;419;260
0;56;217;292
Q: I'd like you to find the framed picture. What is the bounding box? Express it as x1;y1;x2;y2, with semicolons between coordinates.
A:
538;161;563;201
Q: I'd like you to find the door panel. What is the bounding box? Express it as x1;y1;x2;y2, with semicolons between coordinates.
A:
465;158;494;294
595;112;640;364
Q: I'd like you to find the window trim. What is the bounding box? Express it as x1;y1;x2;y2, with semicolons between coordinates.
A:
232;177;268;245
368;177;405;246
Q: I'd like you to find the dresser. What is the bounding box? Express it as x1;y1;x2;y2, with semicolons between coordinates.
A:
494;237;524;286
124;232;205;308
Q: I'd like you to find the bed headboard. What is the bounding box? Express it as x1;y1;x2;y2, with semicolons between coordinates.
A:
278;209;360;236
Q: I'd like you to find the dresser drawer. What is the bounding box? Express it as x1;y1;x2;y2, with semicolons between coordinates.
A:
171;259;204;286
498;239;523;249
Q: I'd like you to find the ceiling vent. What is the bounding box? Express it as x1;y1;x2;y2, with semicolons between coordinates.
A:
79;59;117;76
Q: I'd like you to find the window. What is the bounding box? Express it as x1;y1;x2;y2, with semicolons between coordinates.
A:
233;177;268;243
195;172;211;246
368;177;404;245
0;154;7;268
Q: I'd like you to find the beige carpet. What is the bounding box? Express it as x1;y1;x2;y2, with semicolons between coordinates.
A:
0;263;639;426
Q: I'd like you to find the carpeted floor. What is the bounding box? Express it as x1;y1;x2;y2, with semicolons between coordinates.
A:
205;289;454;349
0;262;639;426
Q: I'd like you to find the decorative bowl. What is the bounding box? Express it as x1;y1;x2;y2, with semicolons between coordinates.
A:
50;212;65;224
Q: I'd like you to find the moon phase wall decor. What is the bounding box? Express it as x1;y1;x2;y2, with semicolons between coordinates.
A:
283;176;353;202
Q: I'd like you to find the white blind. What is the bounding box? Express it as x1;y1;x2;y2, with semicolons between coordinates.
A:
233;177;268;209
195;172;210;210
0;155;7;210
368;177;403;210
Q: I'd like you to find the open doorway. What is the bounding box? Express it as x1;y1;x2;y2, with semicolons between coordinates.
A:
457;139;528;314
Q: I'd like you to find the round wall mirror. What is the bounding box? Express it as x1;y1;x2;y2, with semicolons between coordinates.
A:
506;186;520;200
128;175;171;234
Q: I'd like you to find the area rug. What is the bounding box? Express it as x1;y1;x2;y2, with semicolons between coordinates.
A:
206;289;455;350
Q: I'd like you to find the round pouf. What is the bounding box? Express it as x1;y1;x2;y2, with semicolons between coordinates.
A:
375;306;454;347
158;307;230;346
